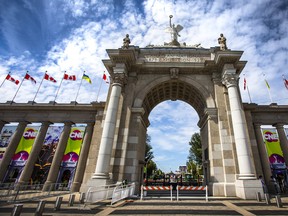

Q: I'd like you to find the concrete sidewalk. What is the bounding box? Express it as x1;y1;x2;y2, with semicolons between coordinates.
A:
1;194;288;215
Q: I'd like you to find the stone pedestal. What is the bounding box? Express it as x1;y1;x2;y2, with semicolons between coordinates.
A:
235;179;263;199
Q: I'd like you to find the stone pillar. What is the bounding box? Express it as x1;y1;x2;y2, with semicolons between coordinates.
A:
222;64;261;199
0;121;28;182
273;123;288;164
0;120;8;133
18;122;52;185
254;124;272;189
222;68;255;180
43;121;73;191
71;122;94;192
92;65;127;182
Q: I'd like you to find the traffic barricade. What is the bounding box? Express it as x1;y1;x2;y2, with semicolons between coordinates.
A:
176;185;208;201
140;185;173;201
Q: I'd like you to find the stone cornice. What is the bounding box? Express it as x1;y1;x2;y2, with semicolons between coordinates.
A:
0;102;105;124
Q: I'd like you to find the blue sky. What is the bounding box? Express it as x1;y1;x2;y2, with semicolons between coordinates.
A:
0;0;287;173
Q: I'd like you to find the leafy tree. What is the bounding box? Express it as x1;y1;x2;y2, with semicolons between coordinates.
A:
147;160;157;178
188;133;202;166
186;160;197;177
145;135;154;163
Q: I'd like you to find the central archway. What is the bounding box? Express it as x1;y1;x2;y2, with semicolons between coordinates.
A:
89;46;263;199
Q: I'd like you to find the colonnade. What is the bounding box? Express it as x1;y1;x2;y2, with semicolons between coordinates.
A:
254;123;288;190
0;120;94;192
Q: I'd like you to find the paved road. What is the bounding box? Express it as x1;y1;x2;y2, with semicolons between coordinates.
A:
1;194;288;215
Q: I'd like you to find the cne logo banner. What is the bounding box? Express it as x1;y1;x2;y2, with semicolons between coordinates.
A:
70;129;83;141
23;128;37;140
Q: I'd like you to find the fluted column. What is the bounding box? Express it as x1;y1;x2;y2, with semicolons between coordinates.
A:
93;66;127;180
43;121;73;191
71;122;94;192
254;123;271;185
0;121;29;182
222;66;255;180
0;120;8;133
18;122;52;184
273;123;288;165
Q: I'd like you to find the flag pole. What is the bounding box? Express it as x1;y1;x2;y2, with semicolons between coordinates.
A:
75;71;85;102
11;72;26;104
54;71;65;102
32;71;46;103
0;72;9;88
96;75;103;102
246;85;252;103
263;73;273;104
243;74;252;103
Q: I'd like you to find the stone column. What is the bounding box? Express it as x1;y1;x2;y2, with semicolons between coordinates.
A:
71;122;94;192
273;123;288;164
92;66;127;181
43;121;73;191
0;120;8;133
17;122;52;185
222;66;255;180
254;124;271;187
0;121;28;182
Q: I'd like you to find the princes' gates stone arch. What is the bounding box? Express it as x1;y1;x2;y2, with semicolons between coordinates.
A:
81;39;287;199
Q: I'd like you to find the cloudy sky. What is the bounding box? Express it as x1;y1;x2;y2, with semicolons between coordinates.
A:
0;0;287;173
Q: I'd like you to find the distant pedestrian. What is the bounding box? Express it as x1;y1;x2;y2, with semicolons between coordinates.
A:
271;175;280;194
258;175;268;193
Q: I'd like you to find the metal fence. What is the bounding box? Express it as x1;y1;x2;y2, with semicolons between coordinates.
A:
111;183;135;205
0;182;70;202
85;183;120;204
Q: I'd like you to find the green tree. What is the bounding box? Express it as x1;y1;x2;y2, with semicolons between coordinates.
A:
188;133;202;166
145;135;154;163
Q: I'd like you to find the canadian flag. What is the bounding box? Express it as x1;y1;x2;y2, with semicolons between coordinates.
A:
283;77;288;90
103;72;109;83
24;73;36;84
44;73;57;83
63;73;76;81
6;74;19;85
244;78;246;90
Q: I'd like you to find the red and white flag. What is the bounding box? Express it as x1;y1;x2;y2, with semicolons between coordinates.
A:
44;73;57;83
244;78;246;90
283;77;288;90
6;74;19;85
24;73;36;84
103;72;109;83
63;73;76;81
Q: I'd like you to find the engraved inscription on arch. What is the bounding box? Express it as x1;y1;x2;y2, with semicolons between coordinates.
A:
144;54;210;63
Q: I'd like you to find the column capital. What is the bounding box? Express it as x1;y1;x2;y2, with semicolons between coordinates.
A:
222;72;238;88
63;121;74;127
253;123;262;129
41;121;53;127
272;123;285;129
111;64;128;86
112;73;127;86
212;72;222;85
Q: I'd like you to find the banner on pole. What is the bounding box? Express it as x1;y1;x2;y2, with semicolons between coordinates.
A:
262;128;286;170
31;126;63;184
61;126;85;168
11;126;39;166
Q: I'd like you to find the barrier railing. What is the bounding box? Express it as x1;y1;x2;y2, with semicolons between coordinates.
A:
176;185;208;201
0;183;70;202
85;183;120;204
140;185;173;201
111;183;135;205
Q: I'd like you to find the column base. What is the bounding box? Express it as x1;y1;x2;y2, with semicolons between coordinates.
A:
71;182;81;192
211;182;236;197
235;179;263;199
80;173;114;193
